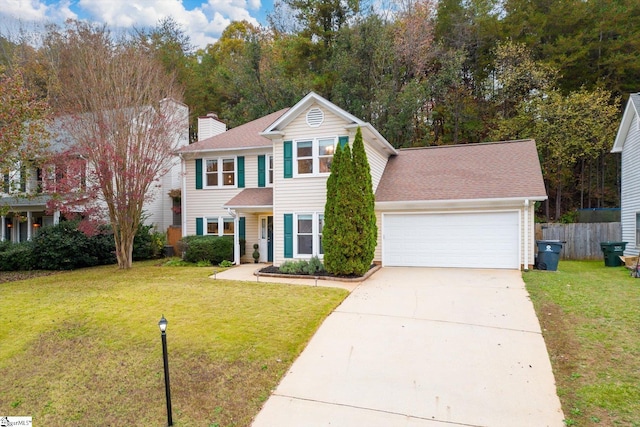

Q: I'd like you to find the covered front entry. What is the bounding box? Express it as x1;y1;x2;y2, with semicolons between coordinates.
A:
382;211;520;269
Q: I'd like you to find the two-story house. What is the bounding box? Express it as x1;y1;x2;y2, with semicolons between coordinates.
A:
0;98;189;243
179;92;547;270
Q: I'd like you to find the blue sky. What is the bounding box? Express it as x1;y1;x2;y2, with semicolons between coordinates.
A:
0;0;275;49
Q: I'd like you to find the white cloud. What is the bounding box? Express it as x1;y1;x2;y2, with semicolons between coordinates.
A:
0;0;266;49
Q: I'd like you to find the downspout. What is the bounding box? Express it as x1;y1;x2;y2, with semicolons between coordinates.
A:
524;199;529;271
227;208;239;265
179;153;187;238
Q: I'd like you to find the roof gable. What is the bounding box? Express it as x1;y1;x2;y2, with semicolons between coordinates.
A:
612;93;640;153
261;92;397;156
375;140;547;203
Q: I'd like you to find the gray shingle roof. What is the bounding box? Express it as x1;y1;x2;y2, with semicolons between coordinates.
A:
375;140;547;202
224;188;273;208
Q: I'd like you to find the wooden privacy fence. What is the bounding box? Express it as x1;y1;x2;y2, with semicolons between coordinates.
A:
534;222;622;260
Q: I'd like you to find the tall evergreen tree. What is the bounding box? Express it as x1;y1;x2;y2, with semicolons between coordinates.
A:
351;127;376;274
322;141;343;273
324;128;376;276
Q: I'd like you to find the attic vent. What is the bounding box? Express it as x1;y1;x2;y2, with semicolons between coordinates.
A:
306;108;324;127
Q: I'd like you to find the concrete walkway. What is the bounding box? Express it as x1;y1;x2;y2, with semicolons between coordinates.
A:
218;265;565;426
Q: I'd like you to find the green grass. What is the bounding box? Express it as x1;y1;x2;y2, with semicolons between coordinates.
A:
523;260;640;426
0;261;348;426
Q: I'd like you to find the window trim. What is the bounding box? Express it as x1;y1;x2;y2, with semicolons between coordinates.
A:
293;137;337;177
204;156;237;188
205;216;236;236
294;212;324;258
267;154;274;186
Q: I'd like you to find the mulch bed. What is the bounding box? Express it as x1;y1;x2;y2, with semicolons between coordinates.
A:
258;264;375;280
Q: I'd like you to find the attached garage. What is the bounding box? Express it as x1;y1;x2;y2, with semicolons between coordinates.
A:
382;211;520;269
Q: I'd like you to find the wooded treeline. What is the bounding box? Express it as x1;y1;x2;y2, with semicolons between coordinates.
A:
2;0;640;221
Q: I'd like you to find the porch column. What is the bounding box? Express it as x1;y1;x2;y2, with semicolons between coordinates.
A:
27;211;32;241
1;216;4;241
234;215;240;265
53;210;60;225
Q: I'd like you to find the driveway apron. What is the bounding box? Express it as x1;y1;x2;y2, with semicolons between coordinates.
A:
251;267;565;427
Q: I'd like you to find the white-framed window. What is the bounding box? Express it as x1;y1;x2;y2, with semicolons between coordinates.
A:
223;217;235;235
295;212;324;257
206;217;235;236
267;154;274;186
294;137;336;176
206;217;219;235
205;157;236;188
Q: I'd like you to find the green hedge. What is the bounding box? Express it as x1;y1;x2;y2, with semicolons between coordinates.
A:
180;235;234;265
0;241;34;271
0;221;165;271
31;221;116;270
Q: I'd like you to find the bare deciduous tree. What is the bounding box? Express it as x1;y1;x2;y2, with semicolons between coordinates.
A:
49;21;185;269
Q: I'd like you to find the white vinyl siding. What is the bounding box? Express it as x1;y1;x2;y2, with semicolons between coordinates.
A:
364;143;389;193
272;105;349;265
182;151;267;236
621;114;640;255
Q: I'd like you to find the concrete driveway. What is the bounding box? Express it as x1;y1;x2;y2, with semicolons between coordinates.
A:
250;267;565;427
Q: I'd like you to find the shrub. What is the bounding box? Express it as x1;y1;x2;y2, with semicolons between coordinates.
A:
279;260;308;274
31;221;116;270
305;256;324;274
0;241;34;271
278;257;324;275
133;224;165;260
181;235;233;265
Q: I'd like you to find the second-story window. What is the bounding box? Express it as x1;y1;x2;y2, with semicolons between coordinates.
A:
206;159;218;186
205;157;236;188
296;141;313;174
268;155;274;185
294;138;336;176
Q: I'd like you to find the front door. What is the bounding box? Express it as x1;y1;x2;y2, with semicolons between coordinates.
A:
258;215;274;263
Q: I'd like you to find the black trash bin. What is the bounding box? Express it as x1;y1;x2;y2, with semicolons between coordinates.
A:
600;241;627;267
536;240;563;271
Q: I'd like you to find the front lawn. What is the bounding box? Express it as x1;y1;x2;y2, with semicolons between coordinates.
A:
0;261;348;426
524;261;640;426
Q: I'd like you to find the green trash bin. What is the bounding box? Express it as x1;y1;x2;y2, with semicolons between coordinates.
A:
536;240;563;271
600;241;627;267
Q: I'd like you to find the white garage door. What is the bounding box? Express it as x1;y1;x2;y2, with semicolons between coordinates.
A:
383;212;520;269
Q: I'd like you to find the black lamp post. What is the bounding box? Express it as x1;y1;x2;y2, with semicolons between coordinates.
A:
158;315;173;426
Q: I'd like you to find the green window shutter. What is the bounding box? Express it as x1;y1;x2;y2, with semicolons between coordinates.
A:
283;141;293;178
237;156;245;188
258;155;266;187
338;136;349;148
196;217;204;236
284;213;293;258
195;159;203;189
239;217;246;240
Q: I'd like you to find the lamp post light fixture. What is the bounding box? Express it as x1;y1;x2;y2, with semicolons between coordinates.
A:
158;315;173;426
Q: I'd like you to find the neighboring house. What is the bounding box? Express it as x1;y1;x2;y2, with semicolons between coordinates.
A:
611;93;640;256
179;92;547;269
0;99;189;242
